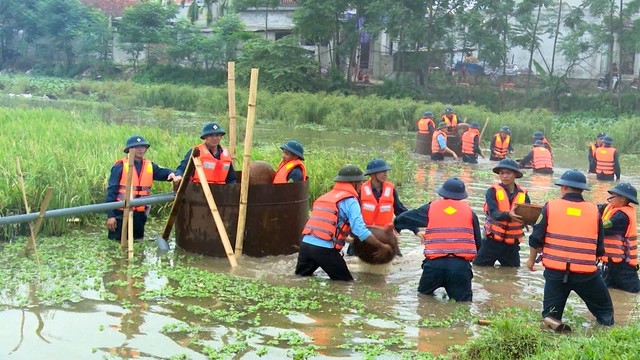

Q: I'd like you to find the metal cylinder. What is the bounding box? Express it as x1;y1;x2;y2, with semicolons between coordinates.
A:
176;175;309;257
0;193;175;226
415;133;432;155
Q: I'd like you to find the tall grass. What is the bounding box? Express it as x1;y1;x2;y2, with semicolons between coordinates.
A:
0;107;414;235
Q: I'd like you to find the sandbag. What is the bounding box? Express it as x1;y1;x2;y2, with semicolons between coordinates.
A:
248;161;276;185
352;224;398;264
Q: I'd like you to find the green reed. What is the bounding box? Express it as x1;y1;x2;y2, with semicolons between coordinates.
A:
0;107;415;235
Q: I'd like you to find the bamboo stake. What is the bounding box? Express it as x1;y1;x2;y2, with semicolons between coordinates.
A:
193;156;238;268
120;151;135;249
32;188;54;241
235;68;259;257
479;117;490;152
16;158;40;264
160;149;196;240
227;61;238;167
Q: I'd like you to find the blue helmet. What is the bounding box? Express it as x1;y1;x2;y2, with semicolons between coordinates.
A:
532;131;544;140
444;107;453;114
280;140;304;160
608;183;638;204
602;136;613;145
555;169;590;191
364;158;391;175
500;126;511;134
124;135;150;153
437;177;468;200
492;158;523;178
533;140;545;147
423;111;433;118
200;121;226;139
469;122;480;129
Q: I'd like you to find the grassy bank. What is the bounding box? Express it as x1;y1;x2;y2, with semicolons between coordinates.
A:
0;107;414;235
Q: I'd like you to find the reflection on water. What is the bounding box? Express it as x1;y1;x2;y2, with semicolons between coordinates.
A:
2;148;640;359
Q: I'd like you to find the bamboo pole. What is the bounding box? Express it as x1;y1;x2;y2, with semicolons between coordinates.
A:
160;149;196;241
479;117;490;152
120;151;135;249
32;188;54;242
16;158;40;263
227;62;238;167
192;156;238;268
234;68;259;257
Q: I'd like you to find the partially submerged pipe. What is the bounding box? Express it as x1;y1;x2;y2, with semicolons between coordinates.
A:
0;192;175;226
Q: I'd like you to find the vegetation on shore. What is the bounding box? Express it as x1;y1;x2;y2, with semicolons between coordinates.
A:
1;233;639;359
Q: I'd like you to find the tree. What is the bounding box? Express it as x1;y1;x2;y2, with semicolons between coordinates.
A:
236;35;319;91
117;1;177;68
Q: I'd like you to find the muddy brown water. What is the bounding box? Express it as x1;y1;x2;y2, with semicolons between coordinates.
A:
2;127;640;359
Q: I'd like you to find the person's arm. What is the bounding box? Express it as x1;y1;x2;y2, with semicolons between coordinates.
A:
526;203;549;270
613;151;621;181
473;135;484;158
286;167;304;182
392;189;419;234
175;148;193;177
485;187;510;221
225;163;237;184
428;123;435;133
596;218;605;256
519;151;533;167
489;136;496;153
394;204;429;232
472;213;482;251
152;162;178;182
438;134;458;159
524;192;531;204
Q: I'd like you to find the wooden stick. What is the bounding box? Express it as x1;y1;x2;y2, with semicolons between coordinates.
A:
193;156;238;268
227;61;238;167
161;149;196;240
16;158;40;263
235;68;259;257
32;188;53;242
120;151;135;248
479;117;490;152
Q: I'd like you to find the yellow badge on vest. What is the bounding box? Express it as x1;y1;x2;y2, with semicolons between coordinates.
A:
566;207;582;216
443;206;457;215
146;164;153;173
496;189;505;201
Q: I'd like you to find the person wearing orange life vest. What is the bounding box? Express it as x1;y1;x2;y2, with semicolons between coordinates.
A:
394;178;482;301
345;158;417;256
441;107;459;127
474;159;531;267
489;126;513;161
598;183;640;293
593;136;620;182
431;122;459;161
532;131;552;153
526;169;614;326
273;140;307;184
461;121;485;164
106;136;181;241
588;133;606;173
175;121;237;184
295;165;393;281
518;140;554;174
417;111;436;135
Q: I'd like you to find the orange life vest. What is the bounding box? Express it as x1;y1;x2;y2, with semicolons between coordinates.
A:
541;138;552;152
441;114;458;127
532;146;553;170
492;134;510;159
483;184;527;244
273;159;307;184
116;158;153;212
418;117;435;134
302;182;358;250
461;129;479;155
542;199;599;273
423;199;477;261
360;181;395;226
601;204;638;266
192;143;232;184
595;147;616;176
431;130;447;154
